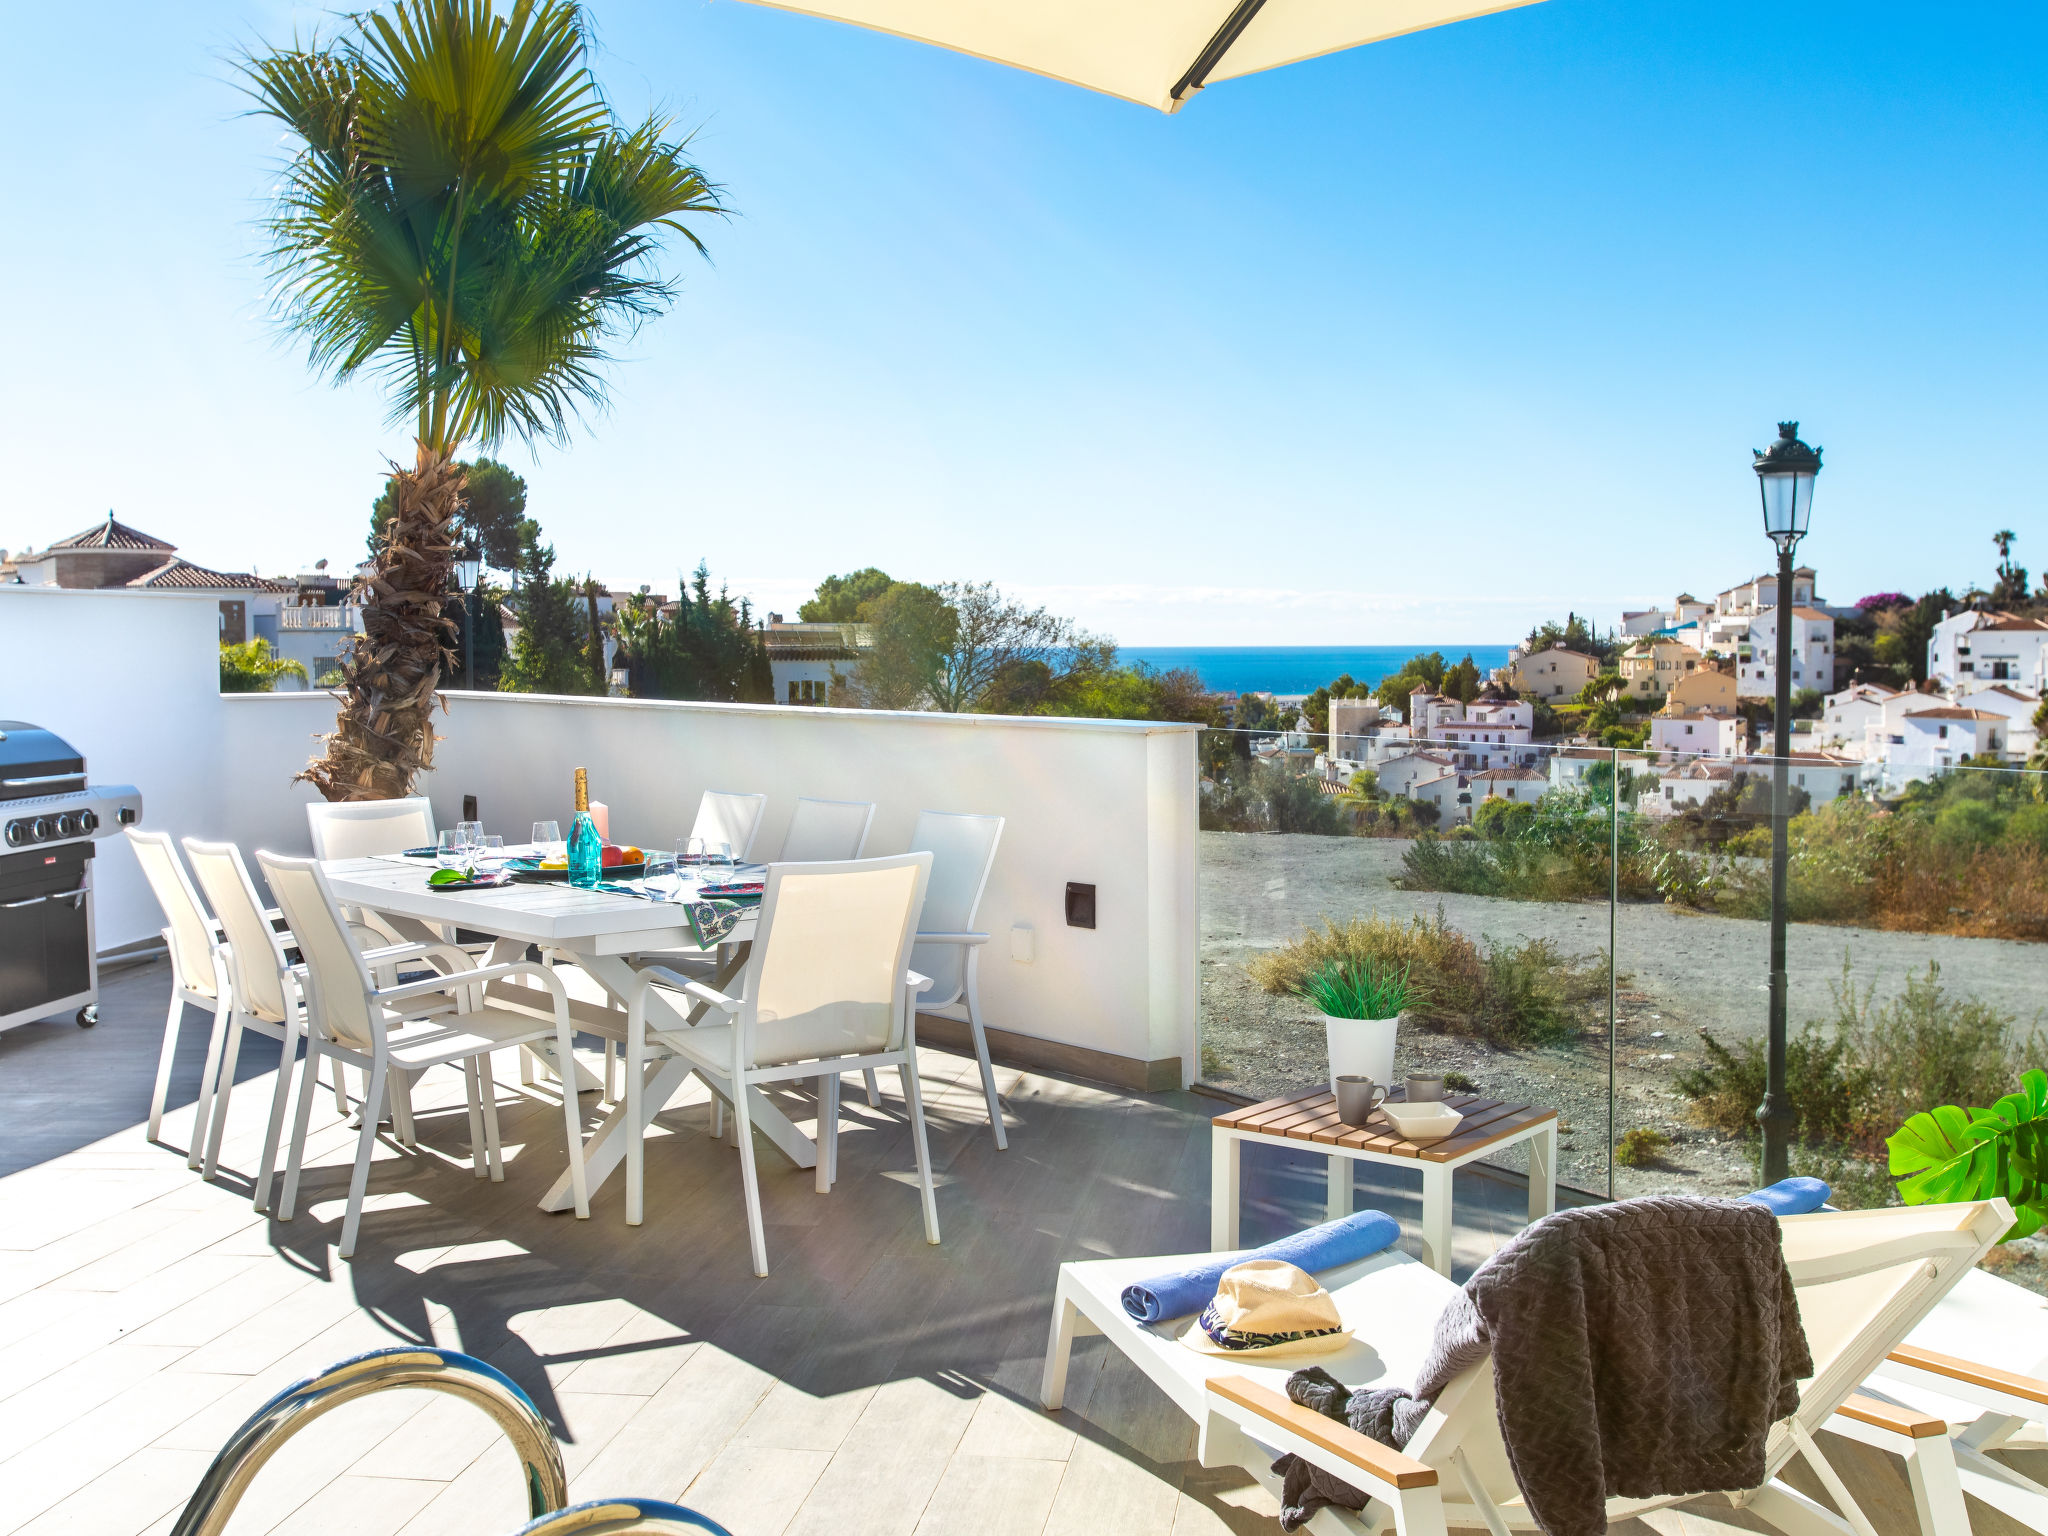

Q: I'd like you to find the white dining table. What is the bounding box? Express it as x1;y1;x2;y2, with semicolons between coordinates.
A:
319;853;808;1214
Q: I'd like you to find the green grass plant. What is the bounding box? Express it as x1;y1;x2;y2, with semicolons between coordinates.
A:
1299;959;1411;1020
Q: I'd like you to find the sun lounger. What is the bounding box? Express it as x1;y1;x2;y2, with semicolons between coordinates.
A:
1830;1263;2048;1535
1041;1199;2010;1536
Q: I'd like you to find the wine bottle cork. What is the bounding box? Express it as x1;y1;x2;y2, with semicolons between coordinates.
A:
574;767;589;813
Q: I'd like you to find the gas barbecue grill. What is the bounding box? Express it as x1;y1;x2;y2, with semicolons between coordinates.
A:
0;721;143;1033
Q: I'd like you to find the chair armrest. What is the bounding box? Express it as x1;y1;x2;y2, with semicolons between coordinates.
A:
914;932;989;946
375;960;563;1008
675;978;744;1014
634;970;744;1016
1885;1343;2048;1408
358;939;477;972
1835;1392;1949;1440
906;969;934;993
1206;1376;1437;1491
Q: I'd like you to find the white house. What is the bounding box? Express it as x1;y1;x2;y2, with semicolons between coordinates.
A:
1927;609;2048;688
1818;682;1902;757
1547;747;1610;792
1650;758;1739;815
1952;682;2041;761
1649;709;1742;761
1878;706;2008;782
1408;770;1470;826
1376;749;1458;798
1468;765;1547;805
1735;607;1835;698
760;617;873;705
1405;691;1466;739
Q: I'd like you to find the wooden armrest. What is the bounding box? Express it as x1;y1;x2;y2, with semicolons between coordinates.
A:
1836;1392;1949;1439
1207;1376;1437;1489
1887;1343;2048;1408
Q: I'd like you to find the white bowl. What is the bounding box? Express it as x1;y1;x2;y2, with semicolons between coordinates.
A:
1378;1102;1463;1142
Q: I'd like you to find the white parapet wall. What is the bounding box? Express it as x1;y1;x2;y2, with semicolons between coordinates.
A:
3;587;1199;1088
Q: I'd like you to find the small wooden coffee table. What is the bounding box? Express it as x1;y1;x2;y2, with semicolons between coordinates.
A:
1210;1089;1560;1275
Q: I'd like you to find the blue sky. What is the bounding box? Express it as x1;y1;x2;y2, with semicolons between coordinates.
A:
2;0;2042;644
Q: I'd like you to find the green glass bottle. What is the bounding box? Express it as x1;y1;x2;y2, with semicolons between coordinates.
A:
568;767;602;889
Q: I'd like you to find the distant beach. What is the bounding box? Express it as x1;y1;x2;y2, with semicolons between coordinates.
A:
1119;645;1514;697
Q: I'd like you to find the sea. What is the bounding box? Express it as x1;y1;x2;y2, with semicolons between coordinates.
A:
1118;645;1515;698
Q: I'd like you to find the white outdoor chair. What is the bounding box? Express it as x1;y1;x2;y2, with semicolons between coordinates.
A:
777;797;875;862
1041;1199;2010;1536
687;790;767;861
622;852;938;1277
856;811;1007;1149
1837;1262;2048;1535
305;797;436;860
261;851;593;1259
127;829;232;1167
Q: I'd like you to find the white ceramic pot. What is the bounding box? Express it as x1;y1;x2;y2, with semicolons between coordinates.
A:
1324;1011;1400;1099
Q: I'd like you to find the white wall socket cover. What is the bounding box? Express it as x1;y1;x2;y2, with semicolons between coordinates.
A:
1010;923;1035;963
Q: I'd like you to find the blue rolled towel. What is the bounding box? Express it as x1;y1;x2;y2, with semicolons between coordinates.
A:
1739;1176;1831;1216
1120;1210;1402;1323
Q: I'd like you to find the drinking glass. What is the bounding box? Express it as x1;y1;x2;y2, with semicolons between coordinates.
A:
436;830;468;870
532;821;561;860
708;841;734;879
456;820;483;849
476;835;505;870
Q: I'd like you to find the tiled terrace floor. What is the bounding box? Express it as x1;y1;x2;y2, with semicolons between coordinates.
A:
0;958;2016;1536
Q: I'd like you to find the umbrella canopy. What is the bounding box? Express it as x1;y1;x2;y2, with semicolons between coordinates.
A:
734;0;1545;113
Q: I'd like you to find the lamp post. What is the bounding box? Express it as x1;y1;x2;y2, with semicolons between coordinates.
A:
454;546;483;691
1752;421;1821;1183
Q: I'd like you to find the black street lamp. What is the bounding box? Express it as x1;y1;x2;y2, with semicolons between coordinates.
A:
454;544;483;691
1752;420;1821;1182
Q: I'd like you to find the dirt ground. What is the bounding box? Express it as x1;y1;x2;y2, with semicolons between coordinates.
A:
1197;829;2048;1201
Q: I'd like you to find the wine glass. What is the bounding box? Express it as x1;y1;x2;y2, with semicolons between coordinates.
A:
532;820;561;860
456;819;483;849
436;830;468;870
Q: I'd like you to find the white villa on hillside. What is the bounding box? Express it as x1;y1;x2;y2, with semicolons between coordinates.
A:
1731;605;1834;698
1649;708;1743;760
1881;706;2008;779
1927;608;2048;687
1818;682;1903;757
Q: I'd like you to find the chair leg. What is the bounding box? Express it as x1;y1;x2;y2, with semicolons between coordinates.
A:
388;1069;417;1147
862;1068;881;1108
1900;1433;1970;1536
254;1018;299;1213
709;1093;724;1142
626;1024;646;1227
333;1063;350;1116
463;1061;487;1179
278;1038;324;1222
338;1054;388;1260
965;977;1007;1150
556;1022;590;1220
815;1073;841;1195
604;1040;617;1104
202;1015;246;1180
732;1075;769;1276
189;993;232;1171
898;1060;941;1246
147;991;186;1144
479;1051;504;1181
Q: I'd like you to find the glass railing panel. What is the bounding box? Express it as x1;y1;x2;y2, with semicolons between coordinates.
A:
1196;727;1616;1203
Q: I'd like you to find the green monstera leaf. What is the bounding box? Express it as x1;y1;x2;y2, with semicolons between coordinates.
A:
1889;1069;2048;1241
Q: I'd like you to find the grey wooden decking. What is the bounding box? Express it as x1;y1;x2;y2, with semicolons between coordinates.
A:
0;957;2021;1536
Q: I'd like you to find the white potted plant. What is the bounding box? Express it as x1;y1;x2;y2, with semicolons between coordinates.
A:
1300;960;1411;1098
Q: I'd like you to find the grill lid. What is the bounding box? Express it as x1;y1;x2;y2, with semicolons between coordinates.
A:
0;722;86;797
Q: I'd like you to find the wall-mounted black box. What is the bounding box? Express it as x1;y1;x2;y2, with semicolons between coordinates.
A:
1065;882;1096;929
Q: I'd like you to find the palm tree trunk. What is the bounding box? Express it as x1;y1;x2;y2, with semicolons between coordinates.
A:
298;443;463;801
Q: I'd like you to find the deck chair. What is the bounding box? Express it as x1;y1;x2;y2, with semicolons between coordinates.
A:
127;829;232;1167
778;797;875;862
305;797;436;861
688;790;767;861
1832;1263;2048;1534
1041;1199;2011;1536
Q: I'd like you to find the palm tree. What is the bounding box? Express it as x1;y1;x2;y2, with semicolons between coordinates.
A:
240;0;725;798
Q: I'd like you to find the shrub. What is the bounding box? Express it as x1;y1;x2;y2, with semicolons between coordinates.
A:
1200;761;1341;835
1442;1070;1479;1093
1674;957;2042;1154
1246;908;1601;1048
1614;1127;1670;1168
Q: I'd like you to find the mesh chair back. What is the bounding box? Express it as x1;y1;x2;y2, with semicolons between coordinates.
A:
307;798;435;861
690;791;767;861
779;798;875;862
259;852;380;1052
746;853;931;1066
907;811;1004;1008
126;829;217;998
184;840;292;1023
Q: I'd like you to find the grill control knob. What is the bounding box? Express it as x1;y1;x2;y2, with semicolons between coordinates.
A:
3;820;26;847
79;810;100;834
30;816;58;842
56;812;83;838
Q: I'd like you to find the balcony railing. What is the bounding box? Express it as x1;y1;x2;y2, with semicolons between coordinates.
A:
279;605;361;631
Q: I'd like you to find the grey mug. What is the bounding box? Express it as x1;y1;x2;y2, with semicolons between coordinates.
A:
1335;1075;1387;1127
1406;1073;1447;1103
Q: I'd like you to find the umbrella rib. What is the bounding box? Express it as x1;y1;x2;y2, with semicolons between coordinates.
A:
1170;0;1273;105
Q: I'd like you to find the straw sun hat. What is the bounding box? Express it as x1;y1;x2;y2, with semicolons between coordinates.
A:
1180;1259;1353;1359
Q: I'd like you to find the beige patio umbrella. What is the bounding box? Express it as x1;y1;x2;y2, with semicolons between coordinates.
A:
732;0;1546;113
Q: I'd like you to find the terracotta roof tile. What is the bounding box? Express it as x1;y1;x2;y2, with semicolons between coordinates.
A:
49;514;175;552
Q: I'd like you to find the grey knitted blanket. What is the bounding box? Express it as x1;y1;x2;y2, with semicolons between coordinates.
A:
1274;1197;1812;1536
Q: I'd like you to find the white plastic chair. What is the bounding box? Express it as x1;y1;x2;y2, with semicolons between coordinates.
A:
305;797;436;860
622;852;937;1276
688;791;767;861
777;797;875;862
857;811;1007;1149
127;829;231;1167
261;851;593;1259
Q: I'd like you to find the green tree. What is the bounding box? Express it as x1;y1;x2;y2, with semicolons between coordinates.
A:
613;564;773;702
800;568;896;623
1871;590;1956;687
1443;654;1482;703
220;639;310;694
844;582;957;709
1525;612;1619;665
243;0;724;799
370;455;529;570
499;523;598;695
1374;652;1448;719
